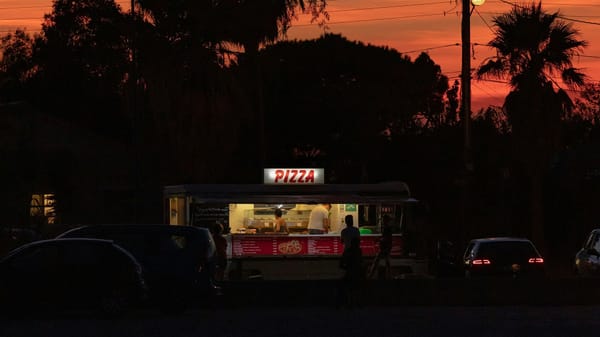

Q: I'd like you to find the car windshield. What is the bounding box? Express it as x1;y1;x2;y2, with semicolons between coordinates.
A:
476;241;539;261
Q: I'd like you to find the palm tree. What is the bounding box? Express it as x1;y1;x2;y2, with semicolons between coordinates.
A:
212;0;328;178
476;2;587;254
133;0;328;182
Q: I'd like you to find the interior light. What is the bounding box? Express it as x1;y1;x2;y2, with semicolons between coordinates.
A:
471;0;485;5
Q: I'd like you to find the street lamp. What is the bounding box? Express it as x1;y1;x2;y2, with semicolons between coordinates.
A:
461;0;484;173
460;0;484;246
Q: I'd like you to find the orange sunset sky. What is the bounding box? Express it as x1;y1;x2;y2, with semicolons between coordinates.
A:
1;0;600;112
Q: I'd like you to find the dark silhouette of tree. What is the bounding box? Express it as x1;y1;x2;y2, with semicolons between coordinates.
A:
129;1;250;184
255;34;452;182
476;2;587;254
7;0;133;225
0;30;35;103
217;0;328;181
31;0;131;139
445;80;460;126
574;82;600;124
410;53;450;130
131;0;328;183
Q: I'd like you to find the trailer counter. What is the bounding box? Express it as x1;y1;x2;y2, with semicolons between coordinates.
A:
226;234;410;280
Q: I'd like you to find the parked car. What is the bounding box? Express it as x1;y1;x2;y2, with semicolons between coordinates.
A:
574;228;600;277
463;237;545;279
0;238;147;316
56;224;218;312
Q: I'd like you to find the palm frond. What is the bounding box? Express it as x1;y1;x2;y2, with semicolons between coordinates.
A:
476;58;506;80
561;67;586;88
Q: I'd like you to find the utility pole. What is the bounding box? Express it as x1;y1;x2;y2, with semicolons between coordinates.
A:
461;0;472;173
130;0;139;224
460;0;485;245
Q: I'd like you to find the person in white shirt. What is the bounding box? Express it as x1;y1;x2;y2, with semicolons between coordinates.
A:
307;203;331;234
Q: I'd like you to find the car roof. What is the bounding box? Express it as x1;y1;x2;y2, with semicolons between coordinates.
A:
1;238;120;261
469;237;533;243
57;224;210;238
23;237;115;246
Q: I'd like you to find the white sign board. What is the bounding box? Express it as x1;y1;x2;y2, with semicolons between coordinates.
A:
263;168;324;185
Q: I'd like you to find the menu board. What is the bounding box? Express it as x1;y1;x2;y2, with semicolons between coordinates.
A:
307;236;342;255
231;236;273;256
190;203;229;228
232;235;404;257
359;236;379;256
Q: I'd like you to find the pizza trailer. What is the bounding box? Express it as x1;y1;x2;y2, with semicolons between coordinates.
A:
163;169;429;280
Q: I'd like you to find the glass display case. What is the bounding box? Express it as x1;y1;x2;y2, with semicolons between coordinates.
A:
243;205;312;233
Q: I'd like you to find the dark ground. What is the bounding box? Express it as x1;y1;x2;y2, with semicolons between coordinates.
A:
218;277;600;307
3;278;600;337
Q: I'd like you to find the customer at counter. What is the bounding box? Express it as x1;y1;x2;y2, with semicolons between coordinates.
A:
210;223;228;282
274;208;288;233
367;214;393;279
340;214;360;251
307;203;331;234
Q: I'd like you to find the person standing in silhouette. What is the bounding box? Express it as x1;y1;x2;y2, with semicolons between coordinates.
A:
340;214;360;252
211;223;228;282
338;236;364;308
368;214;393;279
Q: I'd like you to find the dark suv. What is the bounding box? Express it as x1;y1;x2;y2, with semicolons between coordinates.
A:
0;238;147;316
463;237;545;279
57;224;217;312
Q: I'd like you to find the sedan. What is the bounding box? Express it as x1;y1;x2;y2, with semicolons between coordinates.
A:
0;238;147;317
463;237;545;279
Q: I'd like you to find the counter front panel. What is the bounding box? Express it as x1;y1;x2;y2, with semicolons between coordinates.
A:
231;234;403;257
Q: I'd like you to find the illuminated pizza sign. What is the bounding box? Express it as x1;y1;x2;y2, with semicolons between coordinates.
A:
263;168;324;184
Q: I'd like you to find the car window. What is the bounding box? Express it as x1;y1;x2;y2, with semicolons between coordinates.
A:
8;245;59;273
585;232;596;249
476;241;538;260
61;227;205;258
171;235;187;249
92;233;147;257
463;243;475;260
62;242;105;266
592;234;600;253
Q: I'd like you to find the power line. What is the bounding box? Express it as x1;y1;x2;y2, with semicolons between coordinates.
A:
327;1;453;13
0;18;45;21
0;29;42;33
559;16;600;26
294;12;454;27
0;1;449;13
472;81;504;99
478;78;510;84
399;43;460;54
498;0;600;26
0;2;131;11
474;8;495;34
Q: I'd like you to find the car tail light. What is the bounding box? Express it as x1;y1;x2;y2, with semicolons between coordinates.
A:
528;257;544;264
472;259;491;265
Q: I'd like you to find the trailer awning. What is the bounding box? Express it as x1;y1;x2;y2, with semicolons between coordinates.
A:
163;182;414;204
